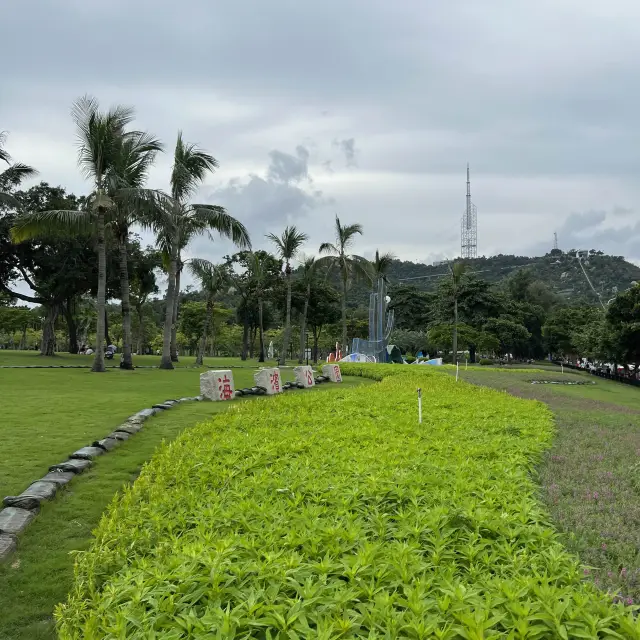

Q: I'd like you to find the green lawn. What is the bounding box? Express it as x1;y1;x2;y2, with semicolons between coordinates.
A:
457;366;640;606
0;359;368;640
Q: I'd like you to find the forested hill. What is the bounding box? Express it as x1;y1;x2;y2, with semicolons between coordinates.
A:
357;251;640;306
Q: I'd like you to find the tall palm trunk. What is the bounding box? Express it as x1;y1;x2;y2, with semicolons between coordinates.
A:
452;297;458;365
118;234;134;369
196;296;213;366
92;209;106;372
170;263;181;362
280;268;292;365
240;315;249;360
136;305;144;355
340;273;348;352
40;304;58;356
299;282;311;363
258;295;265;362
160;242;178;370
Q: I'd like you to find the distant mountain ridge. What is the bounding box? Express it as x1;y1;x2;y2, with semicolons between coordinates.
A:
378;251;640;306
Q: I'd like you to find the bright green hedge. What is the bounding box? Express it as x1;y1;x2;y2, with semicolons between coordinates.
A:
57;366;639;638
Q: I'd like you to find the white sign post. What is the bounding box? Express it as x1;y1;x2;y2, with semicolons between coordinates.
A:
200;370;235;401
293;365;315;388
322;364;343;383
254;368;283;395
417;388;422;424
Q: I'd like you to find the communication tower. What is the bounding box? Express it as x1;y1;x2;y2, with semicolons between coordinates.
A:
461;164;477;258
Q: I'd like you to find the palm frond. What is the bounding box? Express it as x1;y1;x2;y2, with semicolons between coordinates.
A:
319;242;338;256
71;95;135;185
11;209;93;242
373;249;396;279
171;132;218;202
349;254;373;283
267;225;308;262
339;222;363;250
0;163;38;190
189;204;251;249
0;132;12;165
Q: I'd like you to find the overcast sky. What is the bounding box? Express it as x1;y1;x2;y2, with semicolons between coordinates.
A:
4;0;640;285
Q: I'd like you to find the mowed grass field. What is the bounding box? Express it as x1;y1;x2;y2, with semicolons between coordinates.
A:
0;352;369;640
457;365;640;605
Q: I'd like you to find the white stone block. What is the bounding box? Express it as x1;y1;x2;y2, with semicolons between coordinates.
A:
254;368;283;395
322;364;343;383
293;365;315;388
200;370;235;401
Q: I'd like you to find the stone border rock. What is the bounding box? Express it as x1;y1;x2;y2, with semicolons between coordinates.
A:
0;395;204;563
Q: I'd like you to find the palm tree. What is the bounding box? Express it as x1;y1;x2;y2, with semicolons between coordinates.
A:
11;96;137;372
319;216;371;349
188;258;229;366
156;133;250;370
0;131;38;207
108;132;163;369
297;255;317;363
267;226;308;365
449;261;468;365
372;249;396;282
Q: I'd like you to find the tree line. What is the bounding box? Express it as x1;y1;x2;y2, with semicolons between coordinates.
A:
1;96;638;369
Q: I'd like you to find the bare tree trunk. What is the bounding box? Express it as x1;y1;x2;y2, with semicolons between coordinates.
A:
64;300;78;354
452;297;458;366
298;283;310;363
249;326;256;359
196;296;213;366
241;316;249;361
19;326;27;350
40;304;58;357
279;269;292;366
119;235;134;369
258;296;265;362
341;274;348;352
160;242;178;370
312;326;319;363
170;263;181;362
92;210;106;372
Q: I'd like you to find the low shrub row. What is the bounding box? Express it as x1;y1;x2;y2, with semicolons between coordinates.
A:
57;366;638;638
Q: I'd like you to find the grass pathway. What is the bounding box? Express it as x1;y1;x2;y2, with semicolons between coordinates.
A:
458;366;640;606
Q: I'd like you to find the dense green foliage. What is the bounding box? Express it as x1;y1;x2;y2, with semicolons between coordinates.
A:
57;366;638;638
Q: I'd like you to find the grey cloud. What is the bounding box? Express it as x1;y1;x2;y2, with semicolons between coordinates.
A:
334;138;358;167
267;146;310;183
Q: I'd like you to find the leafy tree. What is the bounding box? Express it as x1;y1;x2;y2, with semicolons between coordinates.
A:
267;226;308;365
187;258;229;365
2;183;95;355
0;131;37;207
306;281;341;361
484;318;531;362
543;306;601;358
319;216;371;349
606;284;640;368
388;285;433;330
155;133;250;369
129;244;161;354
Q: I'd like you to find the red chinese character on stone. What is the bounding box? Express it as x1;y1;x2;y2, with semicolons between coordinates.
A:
217;375;233;400
306;370;314;386
333;365;342;382
270;371;281;392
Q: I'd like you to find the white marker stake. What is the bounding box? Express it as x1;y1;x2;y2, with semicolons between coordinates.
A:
561;363;564;374
417;388;422;424
465;359;468;370
456;362;459;382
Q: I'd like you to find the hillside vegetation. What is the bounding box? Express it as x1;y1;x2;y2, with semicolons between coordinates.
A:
346;252;640;307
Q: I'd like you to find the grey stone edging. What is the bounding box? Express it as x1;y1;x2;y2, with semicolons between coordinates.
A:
0;395;204;563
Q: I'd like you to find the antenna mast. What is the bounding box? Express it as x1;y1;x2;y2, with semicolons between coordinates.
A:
553;232;558;251
461;163;477;258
